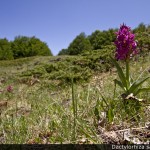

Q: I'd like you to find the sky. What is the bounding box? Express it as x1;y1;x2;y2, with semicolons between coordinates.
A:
0;0;150;55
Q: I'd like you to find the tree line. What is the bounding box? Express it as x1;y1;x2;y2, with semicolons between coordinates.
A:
0;36;52;60
0;23;150;60
58;23;150;56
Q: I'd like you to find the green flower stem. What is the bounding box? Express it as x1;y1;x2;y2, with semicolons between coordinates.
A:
126;59;130;91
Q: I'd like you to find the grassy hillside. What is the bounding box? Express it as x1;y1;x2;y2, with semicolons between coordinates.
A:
0;52;150;144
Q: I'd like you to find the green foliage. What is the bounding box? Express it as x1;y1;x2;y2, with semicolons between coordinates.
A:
111;57;150;96
11;36;52;59
88;29;116;50
58;29;116;55
59;32;92;55
0;38;14;60
23;66;47;78
83;45;115;71
133;23;150;58
0;50;149;144
95;93;115;123
133;23;147;33
58;23;150;61
21;57;92;84
58;49;69;55
20;45;115;84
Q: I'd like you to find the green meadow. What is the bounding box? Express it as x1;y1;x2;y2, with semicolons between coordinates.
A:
0;51;149;144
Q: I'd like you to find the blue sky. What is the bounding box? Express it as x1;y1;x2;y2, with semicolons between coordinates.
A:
0;0;150;55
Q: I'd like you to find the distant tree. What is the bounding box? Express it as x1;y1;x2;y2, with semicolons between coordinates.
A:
58;48;69;55
88;30;101;50
134;24;150;55
106;28;117;44
11;36;52;59
29;37;53;56
67;32;92;55
88;29;116;50
133;23;146;33
0;38;14;60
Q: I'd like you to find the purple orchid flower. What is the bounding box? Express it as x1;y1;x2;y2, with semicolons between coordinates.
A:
114;23;138;60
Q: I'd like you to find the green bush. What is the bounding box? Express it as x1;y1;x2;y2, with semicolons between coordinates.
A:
11;36;52;59
0;38;14;60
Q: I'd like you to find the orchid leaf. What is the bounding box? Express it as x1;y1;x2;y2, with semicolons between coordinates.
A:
110;57;127;89
128;77;150;94
134;87;150;96
114;79;125;91
129;76;134;85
